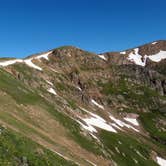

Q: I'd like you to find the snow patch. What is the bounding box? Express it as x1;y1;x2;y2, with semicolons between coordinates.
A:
110;115;139;132
115;147;120;153
24;51;52;70
120;51;126;55
24;59;42;71
152;42;157;45
46;80;54;86
77;120;97;133
0;51;52;70
80;109;139;133
0;59;23;67
83;116;117;133
50;68;60;73
156;157;166;166
75;86;82;91
133;158;138;164
127;48;166;66
78;107;117;133
47;88;57;95
51;149;79;165
148;51;166;62
118;141;122;145
98;54;107;60
86;160;97;166
91;99;104;110
111;123;122;130
124;117;139;126
35;51;52;60
135;150;146;160
127;48;146;66
90;133;99;141
122;152;126;157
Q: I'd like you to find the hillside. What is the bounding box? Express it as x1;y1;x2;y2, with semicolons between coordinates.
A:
0;40;165;166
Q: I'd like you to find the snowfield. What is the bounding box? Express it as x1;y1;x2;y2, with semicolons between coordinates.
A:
156;156;166;166
148;51;166;62
0;51;52;71
35;51;52;60
127;48;166;66
24;59;42;71
0;59;23;66
78;108;117;134
77;107;140;136
110;115;139;132
127;48;146;66
83;115;117;133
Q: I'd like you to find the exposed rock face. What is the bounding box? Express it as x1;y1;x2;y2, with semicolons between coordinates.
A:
105;52;132;65
116;65;166;96
102;40;166;95
138;40;166;56
105;40;166;65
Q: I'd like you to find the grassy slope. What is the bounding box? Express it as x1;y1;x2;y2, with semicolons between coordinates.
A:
7;65;104;156
99;131;158;166
0;126;76;166
0;68;106;165
0;59;166;166
98;77;166;157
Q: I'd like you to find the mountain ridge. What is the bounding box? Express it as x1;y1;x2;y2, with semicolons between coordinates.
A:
0;40;165;60
0;40;165;166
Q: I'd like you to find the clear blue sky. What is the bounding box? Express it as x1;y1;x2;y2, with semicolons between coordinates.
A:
0;0;166;58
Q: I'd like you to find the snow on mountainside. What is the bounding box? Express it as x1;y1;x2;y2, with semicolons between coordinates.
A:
127;48;166;66
0;41;166;69
0;41;165;166
125;40;166;66
101;40;166;67
0;51;52;70
156;156;166;166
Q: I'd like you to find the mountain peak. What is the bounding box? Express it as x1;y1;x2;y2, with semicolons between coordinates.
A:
101;40;166;67
0;40;165;165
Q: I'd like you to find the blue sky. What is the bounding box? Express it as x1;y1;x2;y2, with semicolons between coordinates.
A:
0;0;166;58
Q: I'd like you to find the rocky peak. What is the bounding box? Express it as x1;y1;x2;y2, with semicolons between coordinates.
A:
0;40;166;165
138;40;166;56
103;40;166;67
51;46;88;58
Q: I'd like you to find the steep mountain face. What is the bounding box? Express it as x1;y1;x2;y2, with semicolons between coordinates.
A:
0;41;165;166
103;40;166;96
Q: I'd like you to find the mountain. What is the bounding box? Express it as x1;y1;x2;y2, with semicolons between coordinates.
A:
0;40;165;166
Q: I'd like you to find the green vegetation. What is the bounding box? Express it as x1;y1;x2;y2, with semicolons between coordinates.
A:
0;69;103;157
99;130;158;166
0;52;165;166
139;111;166;145
67;99;77;109
13;63;39;81
0;57;16;61
100;78;159;109
0;69;40;105
0;126;76;166
44;104;103;156
55;82;68;91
